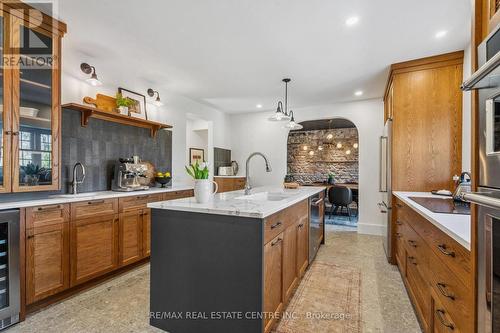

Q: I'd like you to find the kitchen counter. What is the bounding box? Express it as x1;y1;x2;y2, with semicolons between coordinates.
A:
393;191;471;250
213;175;244;178
148;186;325;218
0;184;194;210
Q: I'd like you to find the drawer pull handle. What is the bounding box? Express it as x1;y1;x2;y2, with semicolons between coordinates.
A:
270;222;282;230
408;256;417;265
396;203;403;208
37;204;62;211
137;196;148;199
436;283;455;300
396;220;402;226
437;244;455;257
396;233;402;238
271;238;282;247
88;200;105;205
436;309;455;330
298;223;304;229
407;240;417;248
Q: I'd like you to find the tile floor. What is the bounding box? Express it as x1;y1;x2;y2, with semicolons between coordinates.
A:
6;227;421;333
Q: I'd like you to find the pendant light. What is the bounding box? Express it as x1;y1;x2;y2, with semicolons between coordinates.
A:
284;110;303;130
268;78;292;121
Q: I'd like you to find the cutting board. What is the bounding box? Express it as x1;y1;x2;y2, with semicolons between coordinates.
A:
83;94;117;113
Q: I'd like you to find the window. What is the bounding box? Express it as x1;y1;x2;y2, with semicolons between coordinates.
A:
18;128;51;168
41;133;51;151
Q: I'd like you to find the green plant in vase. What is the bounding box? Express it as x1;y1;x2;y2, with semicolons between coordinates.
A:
116;93;135;115
185;161;217;203
21;163;47;186
327;173;335;184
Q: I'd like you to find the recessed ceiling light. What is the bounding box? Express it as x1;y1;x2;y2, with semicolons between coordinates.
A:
345;16;359;26
435;30;448;39
354;91;363;96
256;104;263;108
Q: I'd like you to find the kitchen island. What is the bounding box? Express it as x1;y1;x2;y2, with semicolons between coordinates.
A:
147;186;325;333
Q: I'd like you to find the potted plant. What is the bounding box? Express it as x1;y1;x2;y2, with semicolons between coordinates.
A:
116;93;135;115
21;163;47;186
327;173;335;185
185;161;218;203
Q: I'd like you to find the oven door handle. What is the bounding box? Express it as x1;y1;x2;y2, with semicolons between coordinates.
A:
461;192;500;210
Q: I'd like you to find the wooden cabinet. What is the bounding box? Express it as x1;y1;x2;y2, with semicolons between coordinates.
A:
385;52;463;192
282;221;298;303
214;177;246;193
70;214;119;286
26;204;70;304
163;189;194;201
119;210;143;266
394;198;473;333
0;3;66;193
296;216;309;278
264;233;283;333
142;209;151;257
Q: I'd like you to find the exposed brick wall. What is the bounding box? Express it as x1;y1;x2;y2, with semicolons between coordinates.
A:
287;128;359;184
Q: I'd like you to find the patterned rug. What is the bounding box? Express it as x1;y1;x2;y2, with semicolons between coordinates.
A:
274;262;361;333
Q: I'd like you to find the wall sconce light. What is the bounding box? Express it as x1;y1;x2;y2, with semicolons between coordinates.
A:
302;145;308;151
346;149;351;155
326;133;333;140
147;88;164;107
318;146;324;151
80;63;102;86
309;150;315;156
336;143;343;149
353;143;359;149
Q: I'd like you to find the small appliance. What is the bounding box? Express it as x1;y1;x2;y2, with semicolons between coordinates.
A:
217;166;234;176
112;157;150;192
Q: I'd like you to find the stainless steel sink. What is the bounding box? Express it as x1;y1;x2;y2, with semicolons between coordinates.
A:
234;192;289;202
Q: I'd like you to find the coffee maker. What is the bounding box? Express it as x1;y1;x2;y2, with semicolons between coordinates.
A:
112;157;150;192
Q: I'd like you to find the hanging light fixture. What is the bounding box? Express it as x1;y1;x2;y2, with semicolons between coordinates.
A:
284;110;303;130
268;78;292;121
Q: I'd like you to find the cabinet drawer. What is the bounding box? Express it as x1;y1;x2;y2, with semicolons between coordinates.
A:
264;211;286;244
71;199;118;220
406;253;430;331
431;290;460;333
119;194;163;212
163;190;194;201
282;200;309;229
233;178;246;190
429;253;473;333
26;203;69;229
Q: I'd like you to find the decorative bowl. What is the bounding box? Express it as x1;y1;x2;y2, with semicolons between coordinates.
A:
155;176;171;188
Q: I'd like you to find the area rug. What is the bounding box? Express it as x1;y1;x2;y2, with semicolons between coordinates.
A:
273;261;361;333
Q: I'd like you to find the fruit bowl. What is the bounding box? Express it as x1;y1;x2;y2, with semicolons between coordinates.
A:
155;176;171;188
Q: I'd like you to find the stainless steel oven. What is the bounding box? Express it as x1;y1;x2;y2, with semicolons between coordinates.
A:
462;22;500;333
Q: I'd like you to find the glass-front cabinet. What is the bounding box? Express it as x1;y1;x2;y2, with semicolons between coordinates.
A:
0;4;66;193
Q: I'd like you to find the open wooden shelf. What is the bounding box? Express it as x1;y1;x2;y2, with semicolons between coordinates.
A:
62;103;172;138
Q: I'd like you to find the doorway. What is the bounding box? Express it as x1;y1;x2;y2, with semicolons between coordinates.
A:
287;119;359;230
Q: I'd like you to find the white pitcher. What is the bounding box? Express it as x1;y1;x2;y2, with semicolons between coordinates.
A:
194;179;218;203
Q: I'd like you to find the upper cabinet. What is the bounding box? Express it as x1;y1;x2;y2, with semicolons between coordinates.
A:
0;2;66;193
384;51;464;192
484;0;500;38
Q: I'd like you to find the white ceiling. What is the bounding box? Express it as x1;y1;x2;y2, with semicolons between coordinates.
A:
57;0;471;114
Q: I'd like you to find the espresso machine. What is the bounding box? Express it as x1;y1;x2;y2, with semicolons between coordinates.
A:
112;157;150;192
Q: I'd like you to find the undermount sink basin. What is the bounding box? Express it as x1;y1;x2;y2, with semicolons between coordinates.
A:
51;192;101;199
235;192;289;202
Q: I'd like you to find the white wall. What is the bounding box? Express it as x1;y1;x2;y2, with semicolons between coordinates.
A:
230;99;386;235
61;72;231;185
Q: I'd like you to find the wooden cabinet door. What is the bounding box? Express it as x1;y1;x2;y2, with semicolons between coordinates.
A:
264;234;283;333
26;223;69;304
70;214;119;286
296;216;309;278
282;222;298;303
119;210;143;266
9;15;62;192
431;291;459;333
143;209;151;257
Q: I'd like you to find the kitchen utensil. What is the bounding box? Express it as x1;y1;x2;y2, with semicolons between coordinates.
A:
231;160;239;175
155;176;171;188
83;94;117;113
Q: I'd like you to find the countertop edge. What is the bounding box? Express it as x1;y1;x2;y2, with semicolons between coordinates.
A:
393;191;471;251
0;185;194;210
148;186;326;218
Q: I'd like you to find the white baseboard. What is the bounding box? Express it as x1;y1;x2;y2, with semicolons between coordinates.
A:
357;222;385;236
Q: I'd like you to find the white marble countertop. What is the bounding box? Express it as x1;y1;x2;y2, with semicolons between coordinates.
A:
0;185;194;210
148;186;326;218
393;191;471;250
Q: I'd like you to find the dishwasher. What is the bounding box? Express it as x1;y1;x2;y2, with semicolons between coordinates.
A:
309;192;325;262
0;210;20;330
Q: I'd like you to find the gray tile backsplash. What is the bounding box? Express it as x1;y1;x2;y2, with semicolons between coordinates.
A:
0;108;172;202
214;147;231;175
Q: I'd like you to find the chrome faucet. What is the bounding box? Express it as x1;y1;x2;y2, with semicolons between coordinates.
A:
245;152;272;195
71;162;86;194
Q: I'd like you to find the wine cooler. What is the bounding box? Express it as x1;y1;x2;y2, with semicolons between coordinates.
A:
0;210;20;330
